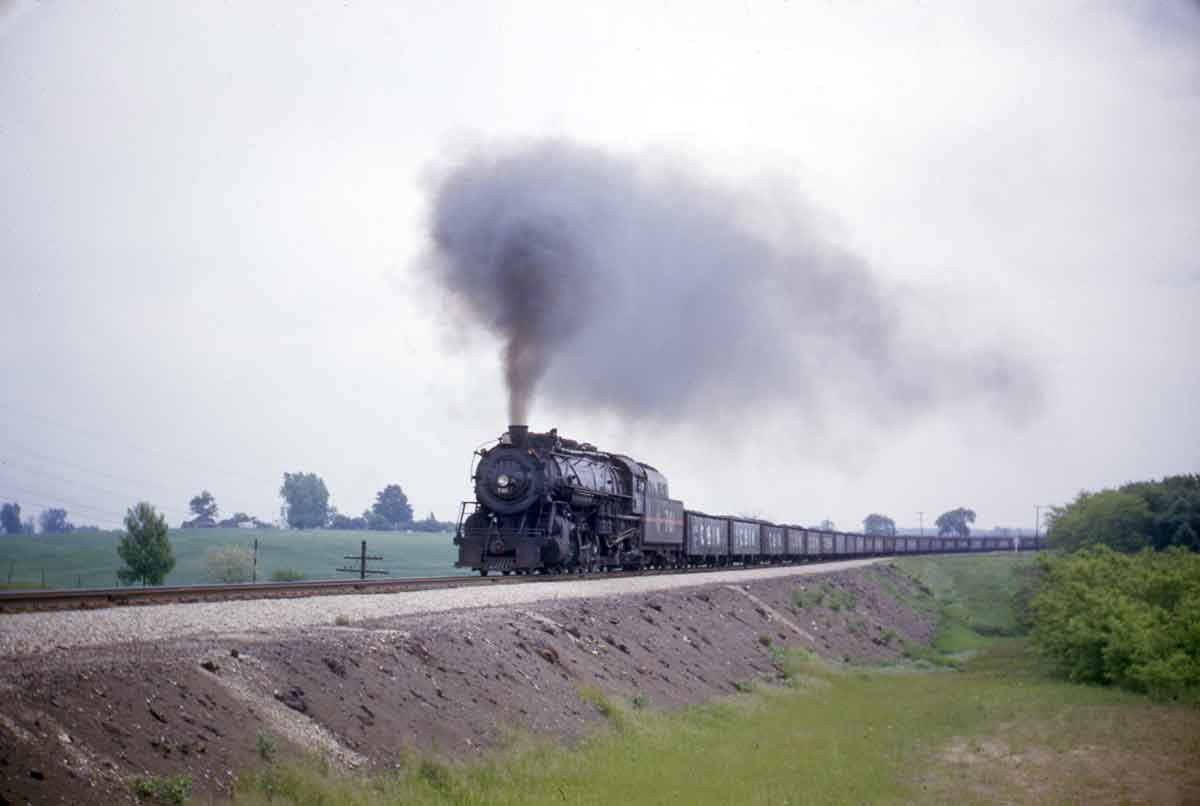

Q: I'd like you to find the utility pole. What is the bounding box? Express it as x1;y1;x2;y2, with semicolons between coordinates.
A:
917;511;925;537
1034;504;1053;538
338;540;388;581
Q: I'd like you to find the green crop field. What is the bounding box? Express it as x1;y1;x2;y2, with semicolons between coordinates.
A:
0;528;466;589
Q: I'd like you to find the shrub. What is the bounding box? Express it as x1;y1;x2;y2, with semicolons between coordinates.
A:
1029;547;1200;698
206;545;254;583
334;614;351;626
270;567;306;582
256;730;277;762
631;693;650;710
130;773;192;805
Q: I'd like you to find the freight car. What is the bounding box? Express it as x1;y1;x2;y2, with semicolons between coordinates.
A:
454;426;1043;576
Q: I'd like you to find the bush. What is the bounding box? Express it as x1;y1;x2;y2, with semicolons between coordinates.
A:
1029;547;1200;698
206;545;254;583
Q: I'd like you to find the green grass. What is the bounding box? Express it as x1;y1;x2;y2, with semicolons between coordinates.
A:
223;554;1199;805
893;553;1034;636
229;643;1199;806
0;528;463;588
891;554;1036;656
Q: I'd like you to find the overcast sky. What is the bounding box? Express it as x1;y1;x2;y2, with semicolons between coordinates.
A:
1;1;1197;533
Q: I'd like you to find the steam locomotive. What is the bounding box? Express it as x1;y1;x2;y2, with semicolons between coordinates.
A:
454;426;1041;576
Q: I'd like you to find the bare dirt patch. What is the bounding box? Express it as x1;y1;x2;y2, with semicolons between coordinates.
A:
0;565;931;804
934;709;1200;805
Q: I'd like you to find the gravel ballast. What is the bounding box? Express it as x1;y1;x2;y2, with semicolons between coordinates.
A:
0;559;883;657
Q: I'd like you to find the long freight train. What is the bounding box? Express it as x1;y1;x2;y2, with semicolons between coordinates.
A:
454;426;1042;576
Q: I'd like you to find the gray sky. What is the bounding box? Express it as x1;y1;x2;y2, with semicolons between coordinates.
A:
1;1;1197;533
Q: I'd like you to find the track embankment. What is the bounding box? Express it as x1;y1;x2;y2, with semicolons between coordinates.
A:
0;560;926;805
0;559;884;657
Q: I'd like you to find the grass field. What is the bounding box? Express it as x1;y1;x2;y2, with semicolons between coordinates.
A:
225;553;1199;805
0;528;465;588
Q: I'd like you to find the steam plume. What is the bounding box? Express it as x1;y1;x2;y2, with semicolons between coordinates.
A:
424;141;1041;436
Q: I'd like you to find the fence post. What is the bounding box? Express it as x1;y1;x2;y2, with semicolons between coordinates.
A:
253;538;258;583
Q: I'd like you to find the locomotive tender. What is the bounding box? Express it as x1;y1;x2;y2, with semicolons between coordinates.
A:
454;426;1041;576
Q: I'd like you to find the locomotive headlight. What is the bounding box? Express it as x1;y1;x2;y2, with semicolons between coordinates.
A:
497;474;511;489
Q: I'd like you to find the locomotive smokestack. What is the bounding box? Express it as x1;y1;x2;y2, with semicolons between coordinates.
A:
509;424;529;448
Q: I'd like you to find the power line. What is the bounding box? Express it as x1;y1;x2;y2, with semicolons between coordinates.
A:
0;462;187;521
0;402;278;487
0;436;185;493
0;458;157;508
0;489;126;529
0;437;265;517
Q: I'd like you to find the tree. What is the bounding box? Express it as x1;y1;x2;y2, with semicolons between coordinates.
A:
117;502;175;586
1047;490;1152;553
1;502;21;535
863;513;897;536
38;508;74;534
189;490;219;522
935;507;976;538
815;519;835;531
371;484;413;529
279;472;330;529
1120;474;1200;550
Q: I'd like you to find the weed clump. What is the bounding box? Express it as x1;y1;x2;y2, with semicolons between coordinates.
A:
130;773;191;805
256;730;277;762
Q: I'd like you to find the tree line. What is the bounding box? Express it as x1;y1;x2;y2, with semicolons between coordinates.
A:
1;473;452;537
1046;474;1200;552
181;474;448;532
857;508;976;538
0;502;108;535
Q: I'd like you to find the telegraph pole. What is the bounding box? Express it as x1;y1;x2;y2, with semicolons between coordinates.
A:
1034;504;1053;538
917;511;925;537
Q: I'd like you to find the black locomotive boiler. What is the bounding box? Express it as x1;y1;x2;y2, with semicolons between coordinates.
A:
454;425;685;575
454;426;1043;576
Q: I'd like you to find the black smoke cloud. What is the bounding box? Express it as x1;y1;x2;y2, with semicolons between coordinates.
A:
424;141;1042;436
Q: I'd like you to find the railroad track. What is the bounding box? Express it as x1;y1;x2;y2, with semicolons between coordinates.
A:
0;550;1031;614
0;556;908;614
